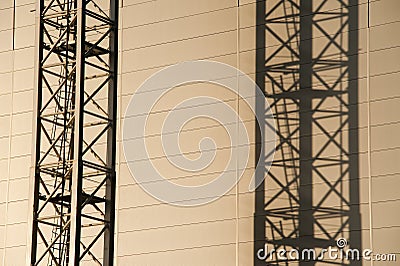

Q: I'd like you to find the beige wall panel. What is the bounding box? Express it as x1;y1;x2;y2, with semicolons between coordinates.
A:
13;47;34;71
8;178;29;202
238;2;257;29
371;122;400;151
9;156;31;180
0;204;5;225
6;200;28;224
239;26;256;53
370;71;400;100
119;181;236;209
14;4;35;28
120;68;166;96
118;162;134;186
0;116;10;138
0;160;7;182
15;0;35;5
0;30;12;52
11;112;32;135
371;173;400;202
370;47;400;77
238;241;256;266
119;147;237;182
118;194;236;232
0;138;10;160
121;31;237;73
238;218;253;249
0;52;13;74
122;0;236;29
121;132;238;169
0;226;4;249
0;182;7;203
120;0;148;7
0;249;3;266
5;222;27;247
372;227;400;254
119;51;239;96
371;21;400;51
13;69;34;92
370;97;400;126
117;219;236;255
117;244;236;266
0;73;12;94
124;82;238;117
129;129;232;162
120;86;237;121
122;7;237;50
371;147;400;176
15;25;36;49
126;120;237;150
12;90;33;114
14;25;35;50
371;0;400;26
0;8;13;31
0;1;13;9
0;94;12;115
4;246;26;265
372;200;400;229
10;134;31;157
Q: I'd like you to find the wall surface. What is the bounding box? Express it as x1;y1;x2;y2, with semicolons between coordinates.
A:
0;0;399;265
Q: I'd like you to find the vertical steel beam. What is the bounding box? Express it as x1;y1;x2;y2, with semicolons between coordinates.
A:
30;0;45;263
103;1;118;265
254;1;267;264
68;0;85;264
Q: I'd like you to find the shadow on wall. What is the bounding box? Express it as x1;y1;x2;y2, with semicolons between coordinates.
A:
254;0;361;265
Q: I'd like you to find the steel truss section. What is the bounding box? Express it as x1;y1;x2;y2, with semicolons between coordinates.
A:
255;0;361;265
30;0;118;265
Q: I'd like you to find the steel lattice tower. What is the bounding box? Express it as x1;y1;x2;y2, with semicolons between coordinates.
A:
255;0;361;265
29;0;118;265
